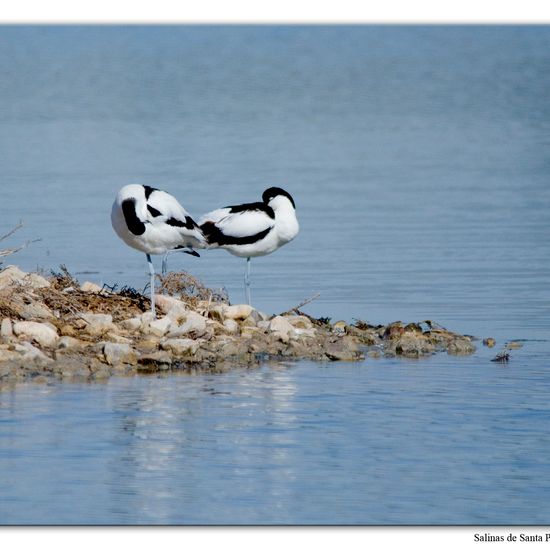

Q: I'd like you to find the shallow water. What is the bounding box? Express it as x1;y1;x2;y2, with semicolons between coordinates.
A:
1;25;550;524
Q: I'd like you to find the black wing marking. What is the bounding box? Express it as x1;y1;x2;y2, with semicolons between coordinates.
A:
166;216;198;230
122;199;146;236
226;201;275;219
147;204;162;217
201;221;272;246
143;185;159;199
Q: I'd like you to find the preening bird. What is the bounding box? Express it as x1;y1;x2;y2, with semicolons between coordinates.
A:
198;187;299;305
111;184;206;317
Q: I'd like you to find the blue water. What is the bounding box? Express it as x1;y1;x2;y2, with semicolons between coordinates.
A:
1;25;550;524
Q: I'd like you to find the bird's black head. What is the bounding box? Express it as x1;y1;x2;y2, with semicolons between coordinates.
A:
262;187;296;209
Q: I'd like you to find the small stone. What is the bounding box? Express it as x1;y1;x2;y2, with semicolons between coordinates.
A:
19;302;55;321
13;321;59;348
138;351;172;369
1;318;13;338
57;336;85;350
393;333;434;358
240;326;262;338
0;348;21;362
15;341;54;365
268;316;295;344
81;313;116;337
81;281;103;293
285;315;313;330
59;324;77;337
241;314;258;328
483;338;496;348
447;338;476;356
103;343;137;366
325;338;363;361
208;305;225;322
161;338;200;356
293;328;317;339
332;320;347;335
146;316;173;337
120;317;142;331
223;304;254;321
0;265;50;289
154;294;188;321
367;350;382;359
168;312;206;338
222;319;240;334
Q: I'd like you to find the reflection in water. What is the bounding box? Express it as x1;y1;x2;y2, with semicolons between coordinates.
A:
2;348;550;524
102;366;299;524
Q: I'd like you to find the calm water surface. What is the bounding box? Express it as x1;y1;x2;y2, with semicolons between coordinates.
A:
1;25;550;524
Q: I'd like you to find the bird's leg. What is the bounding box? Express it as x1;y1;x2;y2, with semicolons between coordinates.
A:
146;253;156;319
161;252;169;277
244;257;251;306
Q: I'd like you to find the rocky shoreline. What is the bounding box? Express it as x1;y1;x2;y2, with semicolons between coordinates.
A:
0;264;477;385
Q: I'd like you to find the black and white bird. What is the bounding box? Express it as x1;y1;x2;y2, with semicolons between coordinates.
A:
198;187;299;305
111;184;206;317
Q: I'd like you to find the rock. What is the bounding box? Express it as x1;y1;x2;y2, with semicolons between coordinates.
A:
19;301;55;321
161;338;200;356
348;325;379;346
146;316;173;337
393;333;434;358
168;312;206;338
293;328;317;339
13;321;59;348
240;326;262;338
81;313;116;337
80;281;103;293
325;337;363;361
447;337;476;356
57;336;86;350
59;324;77;337
285;315;313;329
223;304;254;321
483;337;496;348
241;314;258;328
268;315;295;344
0;265;50;289
154;294;188;321
0;348;21;362
222;319;240;334
104;333;133;344
1;318;13;338
15;342;54;365
208;305;225;322
103;343;137;366
332;320;347;335
137;351;172;371
367;350;382;359
119;316;142;331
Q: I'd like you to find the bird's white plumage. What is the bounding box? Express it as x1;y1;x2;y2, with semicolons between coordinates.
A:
198;207;274;240
198;187;299;304
111;184;206;255
111;183;205;317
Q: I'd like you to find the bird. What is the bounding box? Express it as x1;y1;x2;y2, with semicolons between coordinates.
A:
111;184;206;317
198;187;299;305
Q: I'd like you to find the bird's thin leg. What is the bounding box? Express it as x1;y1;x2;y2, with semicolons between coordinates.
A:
244;257;251;305
146;253;156;318
161;252;169;277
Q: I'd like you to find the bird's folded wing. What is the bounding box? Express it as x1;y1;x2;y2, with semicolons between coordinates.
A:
146;190;189;221
200;208;274;238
